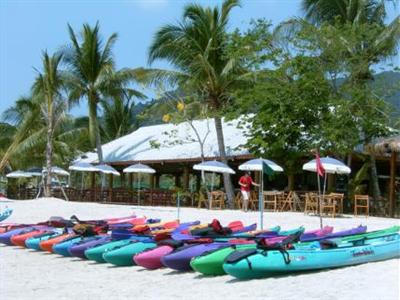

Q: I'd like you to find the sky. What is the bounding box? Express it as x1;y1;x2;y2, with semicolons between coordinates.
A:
0;0;399;117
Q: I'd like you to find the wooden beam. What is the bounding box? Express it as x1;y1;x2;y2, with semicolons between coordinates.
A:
389;151;397;217
183;166;189;191
128;173;133;190
155;174;160;188
175;174;181;188
120;172;125;188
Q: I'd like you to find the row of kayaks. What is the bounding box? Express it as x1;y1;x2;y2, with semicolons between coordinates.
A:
1;215;399;280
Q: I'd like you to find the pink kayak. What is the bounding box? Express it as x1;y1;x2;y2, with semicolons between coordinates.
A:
107;216;146;225
134;245;175;269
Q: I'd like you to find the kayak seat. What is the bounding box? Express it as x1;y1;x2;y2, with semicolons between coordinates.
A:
225;249;258;264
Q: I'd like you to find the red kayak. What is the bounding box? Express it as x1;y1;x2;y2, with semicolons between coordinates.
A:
10;230;48;247
39;233;75;252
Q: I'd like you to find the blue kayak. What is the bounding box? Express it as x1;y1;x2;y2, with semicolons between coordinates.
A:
25;230;64;250
223;233;400;279
53;236;83;256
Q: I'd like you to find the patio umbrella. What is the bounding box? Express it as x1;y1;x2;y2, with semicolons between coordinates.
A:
49;166;70;177
193;160;235;210
69;162;98;191
95;164;120;176
239;158;284;230
6;170;32;197
123;163;156;206
302;156;351;228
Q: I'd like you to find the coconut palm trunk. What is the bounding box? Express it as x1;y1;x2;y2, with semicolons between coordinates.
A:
214;116;235;208
88;98;103;163
44;119;53;197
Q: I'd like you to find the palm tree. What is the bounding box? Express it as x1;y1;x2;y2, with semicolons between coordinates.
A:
63;22;144;163
141;0;245;207
32;51;66;196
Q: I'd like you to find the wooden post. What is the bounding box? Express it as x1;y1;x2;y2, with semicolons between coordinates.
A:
175;174;181;188
90;172;95;201
150;174;155;189
196;174;201;192
183;166;189;191
128;173;133;189
121;172;125;188
155;174;160;188
109;174;113;202
389;151;397;218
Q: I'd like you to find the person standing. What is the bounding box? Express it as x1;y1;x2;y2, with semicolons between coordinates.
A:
238;172;259;212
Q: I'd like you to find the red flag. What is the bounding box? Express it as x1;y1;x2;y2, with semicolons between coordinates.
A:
315;152;325;177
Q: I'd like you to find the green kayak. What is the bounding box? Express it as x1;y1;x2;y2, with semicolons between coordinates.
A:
191;226;400;276
85;239;135;263
103;242;157;266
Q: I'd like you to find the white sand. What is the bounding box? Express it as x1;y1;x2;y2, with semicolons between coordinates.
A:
0;198;399;300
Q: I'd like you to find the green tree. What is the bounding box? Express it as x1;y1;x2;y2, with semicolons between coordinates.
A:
63;22;144;163
139;0;248;207
32;51;66;196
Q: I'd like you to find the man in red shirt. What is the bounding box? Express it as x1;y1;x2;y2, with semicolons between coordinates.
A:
238;172;259;212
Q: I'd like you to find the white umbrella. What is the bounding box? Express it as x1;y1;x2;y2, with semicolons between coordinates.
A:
123;163;156;206
48;166;70;177
6;170;32;178
193;160;235;210
302;156;351;228
6;170;32;198
69;162;99;172
123;163;156;174
193;160;235;174
95;164;120;176
239;158;284;230
239;158;284;172
302;157;351;174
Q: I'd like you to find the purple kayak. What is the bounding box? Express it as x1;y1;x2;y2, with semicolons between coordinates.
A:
300;225;367;242
69;236;112;258
0;226;49;245
161;243;230;271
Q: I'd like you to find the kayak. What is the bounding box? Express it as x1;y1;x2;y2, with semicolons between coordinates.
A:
223;233;400;279
84;236;150;262
0;226;47;245
25;231;64;250
190;226;386;276
53;236;83;256
300;225;367;242
69;236;111;258
39;233;76;252
134;245;175;269
161;242;232;271
103;241;157;266
10;229;49;247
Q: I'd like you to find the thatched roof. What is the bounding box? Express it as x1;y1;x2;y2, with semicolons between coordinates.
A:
373;135;400;153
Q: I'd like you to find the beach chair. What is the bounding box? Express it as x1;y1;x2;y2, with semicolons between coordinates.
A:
197;192;208;209
329;193;344;214
263;191;281;212
354;195;369;216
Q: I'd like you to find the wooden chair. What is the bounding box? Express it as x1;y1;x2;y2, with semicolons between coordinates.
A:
263;191;281;212
329;193;344;214
354;195;369;216
248;191;259;211
234;191;243;210
209;191;225;210
304;193;318;214
280;191;295;211
321;195;336;217
197;192;208;209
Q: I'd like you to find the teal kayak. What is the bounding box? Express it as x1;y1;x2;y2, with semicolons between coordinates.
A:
223;233;400;279
103;241;157;266
25;231;63;250
84;239;136;263
192;225;400;276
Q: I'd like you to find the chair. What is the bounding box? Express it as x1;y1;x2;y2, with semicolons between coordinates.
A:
354;195;369;216
209;191;225;210
234;191;243;210
263;191;281;212
280;191;295;211
329;193;344;214
248;191;259;211
197;191;208;209
304;193;318;214
321;195;336;217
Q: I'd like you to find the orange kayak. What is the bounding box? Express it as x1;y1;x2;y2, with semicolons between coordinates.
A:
10;230;46;247
39;233;75;252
